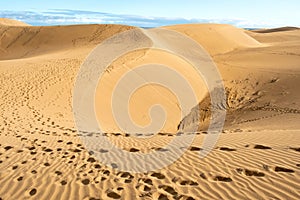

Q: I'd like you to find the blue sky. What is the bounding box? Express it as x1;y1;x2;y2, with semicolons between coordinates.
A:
1;0;299;27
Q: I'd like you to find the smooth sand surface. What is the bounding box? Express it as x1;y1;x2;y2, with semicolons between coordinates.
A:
0;19;299;199
0;18;30;27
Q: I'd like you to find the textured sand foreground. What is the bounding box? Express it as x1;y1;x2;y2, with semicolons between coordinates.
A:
0;19;300;199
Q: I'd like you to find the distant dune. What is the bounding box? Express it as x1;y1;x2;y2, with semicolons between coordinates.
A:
0;19;299;200
0;18;30;26
165;24;262;55
252;26;299;33
0;22;134;60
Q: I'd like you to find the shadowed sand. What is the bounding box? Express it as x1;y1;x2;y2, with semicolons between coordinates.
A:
0;18;300;199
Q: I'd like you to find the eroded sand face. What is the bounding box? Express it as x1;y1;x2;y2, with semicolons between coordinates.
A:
0;20;300;199
94;49;207;133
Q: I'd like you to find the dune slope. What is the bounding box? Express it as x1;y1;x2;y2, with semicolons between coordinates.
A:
0;24;134;60
0;18;30;26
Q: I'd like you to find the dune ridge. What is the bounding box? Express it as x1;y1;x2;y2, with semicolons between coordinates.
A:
0;24;134;60
0;18;30;26
252;26;299;33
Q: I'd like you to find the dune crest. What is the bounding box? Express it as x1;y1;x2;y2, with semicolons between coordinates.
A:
252;26;299;33
0;18;30;26
0;24;134;60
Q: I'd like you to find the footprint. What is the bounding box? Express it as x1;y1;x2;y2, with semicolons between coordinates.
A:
172;177;198;186
185;196;196;200
264;165;295;173
129;148;140;152
219;147;237;151
179;180;198;186
199;173;207;180
103;170;110;176
141;178;153;186
151;172;165;179
55;171;62;175
176;195;196;200
99;149;108;153
60;180;67;185
213;176;232;182
29;188;37;196
136;178;154;193
107;191;121;199
139;192;152;198
71;148;82;153
236;168;265;177
270;78;279;83
189;146;202;151
158;133;168;136
253;144;272;150
4;146;13;151
136;183;152;192
118;172;134;179
27;146;35;151
152;147;169;152
43;148;53;152
89;197;101;200
81;178;90;185
94;164;101;169
111;163;118;169
200;172;232;182
87;157;96;163
274;166;294;173
233;129;243;133
158;193;169;200
158;185;178;196
290;147;300;152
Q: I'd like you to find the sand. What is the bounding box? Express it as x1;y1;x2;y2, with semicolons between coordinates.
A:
0;18;299;199
0;18;30;27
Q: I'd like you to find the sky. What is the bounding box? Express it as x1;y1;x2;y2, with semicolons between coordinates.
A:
1;0;300;28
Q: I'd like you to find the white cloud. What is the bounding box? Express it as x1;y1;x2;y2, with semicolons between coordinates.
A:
0;9;277;28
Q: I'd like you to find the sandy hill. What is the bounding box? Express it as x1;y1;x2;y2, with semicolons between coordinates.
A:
247;28;300;44
0;21;299;200
165;24;262;55
171;25;300;131
0;24;134;60
0;18;30;26
0;23;263;60
252;26;299;33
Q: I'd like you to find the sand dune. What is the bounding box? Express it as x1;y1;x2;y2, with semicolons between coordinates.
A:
165;24;262;56
247;28;300;44
0;23;134;60
0;18;30;26
174;25;300;132
0;20;299;199
252;26;299;33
